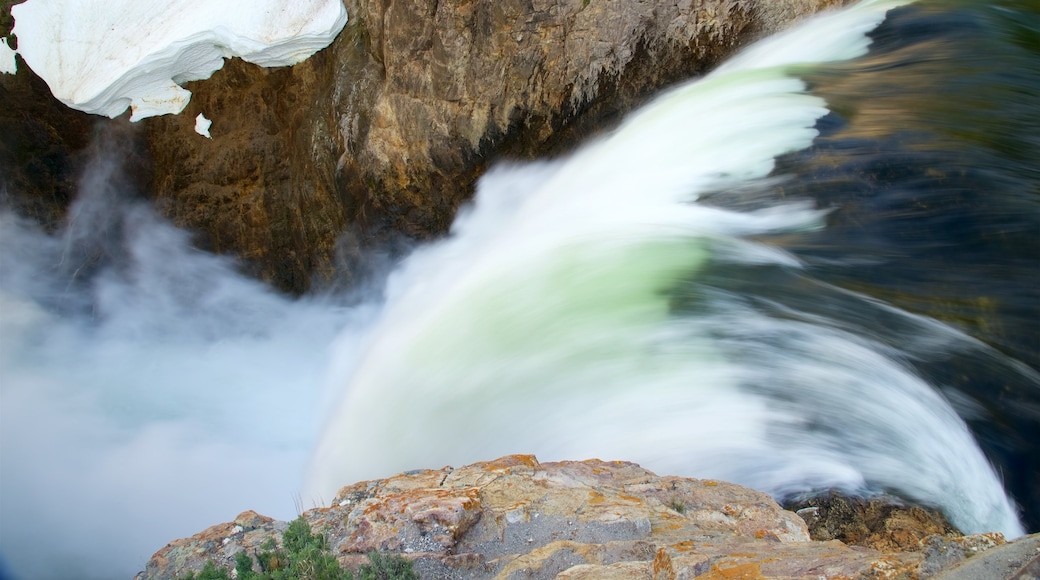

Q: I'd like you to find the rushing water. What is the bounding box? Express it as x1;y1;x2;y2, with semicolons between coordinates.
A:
1;0;1038;577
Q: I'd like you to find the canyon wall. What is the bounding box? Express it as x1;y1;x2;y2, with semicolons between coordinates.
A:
140;0;843;292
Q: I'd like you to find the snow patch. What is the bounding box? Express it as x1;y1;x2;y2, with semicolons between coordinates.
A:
195;113;213;138
9;0;347;120
0;37;15;74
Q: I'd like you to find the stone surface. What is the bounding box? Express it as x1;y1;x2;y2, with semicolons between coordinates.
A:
930;533;1040;580
784;490;961;552
138;511;287;580
140;0;844;292
137;454;1020;580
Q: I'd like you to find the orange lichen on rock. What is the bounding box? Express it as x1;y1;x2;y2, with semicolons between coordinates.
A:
705;561;764;579
478;454;541;473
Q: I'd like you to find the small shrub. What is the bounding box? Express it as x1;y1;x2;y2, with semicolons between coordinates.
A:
177;517;417;580
244;517;350;580
235;552;256;577
357;551;418;580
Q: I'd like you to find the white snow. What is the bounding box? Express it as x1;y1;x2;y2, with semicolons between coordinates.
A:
195;113;213;138
0;37;15;74
9;0;347;121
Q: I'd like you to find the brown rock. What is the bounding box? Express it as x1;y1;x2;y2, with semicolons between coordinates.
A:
784;491;961;552
140;0;844;292
0;55;102;227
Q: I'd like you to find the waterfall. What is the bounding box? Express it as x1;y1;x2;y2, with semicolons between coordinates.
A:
304;0;1027;538
2;0;1038;577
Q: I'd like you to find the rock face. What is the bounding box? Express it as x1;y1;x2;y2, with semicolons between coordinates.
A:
1;2;149;229
0;55;97;227
141;0;843;292
783;491;961;553
137;455;1030;580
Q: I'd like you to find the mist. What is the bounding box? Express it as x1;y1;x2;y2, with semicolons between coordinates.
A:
0;128;378;579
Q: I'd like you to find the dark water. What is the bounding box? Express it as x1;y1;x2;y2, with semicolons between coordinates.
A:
703;0;1040;530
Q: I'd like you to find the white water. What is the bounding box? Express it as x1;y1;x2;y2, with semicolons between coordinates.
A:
0;0;1025;578
0;145;378;579
305;0;1023;538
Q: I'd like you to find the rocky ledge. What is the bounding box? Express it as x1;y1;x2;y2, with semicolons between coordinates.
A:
137;455;1039;579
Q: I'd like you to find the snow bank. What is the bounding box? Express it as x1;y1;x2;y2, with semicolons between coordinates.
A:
0;37;15;74
9;0;347;121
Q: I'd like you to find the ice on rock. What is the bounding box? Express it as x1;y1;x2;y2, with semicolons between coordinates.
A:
195;113;213;138
0;37;15;74
9;0;347;121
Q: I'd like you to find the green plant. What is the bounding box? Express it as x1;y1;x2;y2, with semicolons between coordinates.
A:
357;551;418;580
236;552;257;578
240;517;349;580
177;517;417;580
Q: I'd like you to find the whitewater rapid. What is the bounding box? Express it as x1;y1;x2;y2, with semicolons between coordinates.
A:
304;0;1023;538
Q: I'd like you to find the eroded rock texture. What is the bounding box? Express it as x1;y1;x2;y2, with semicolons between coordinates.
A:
784;491;960;553
137;455;1030;580
142;0;843;292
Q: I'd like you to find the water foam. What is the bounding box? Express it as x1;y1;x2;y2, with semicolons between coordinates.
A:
307;0;1022;537
0;1;1027;578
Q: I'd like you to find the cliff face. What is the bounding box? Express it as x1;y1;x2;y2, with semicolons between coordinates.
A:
0;56;96;227
137;455;1035;580
142;0;843;292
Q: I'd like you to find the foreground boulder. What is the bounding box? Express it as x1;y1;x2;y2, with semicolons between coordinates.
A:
137;455;1037;579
